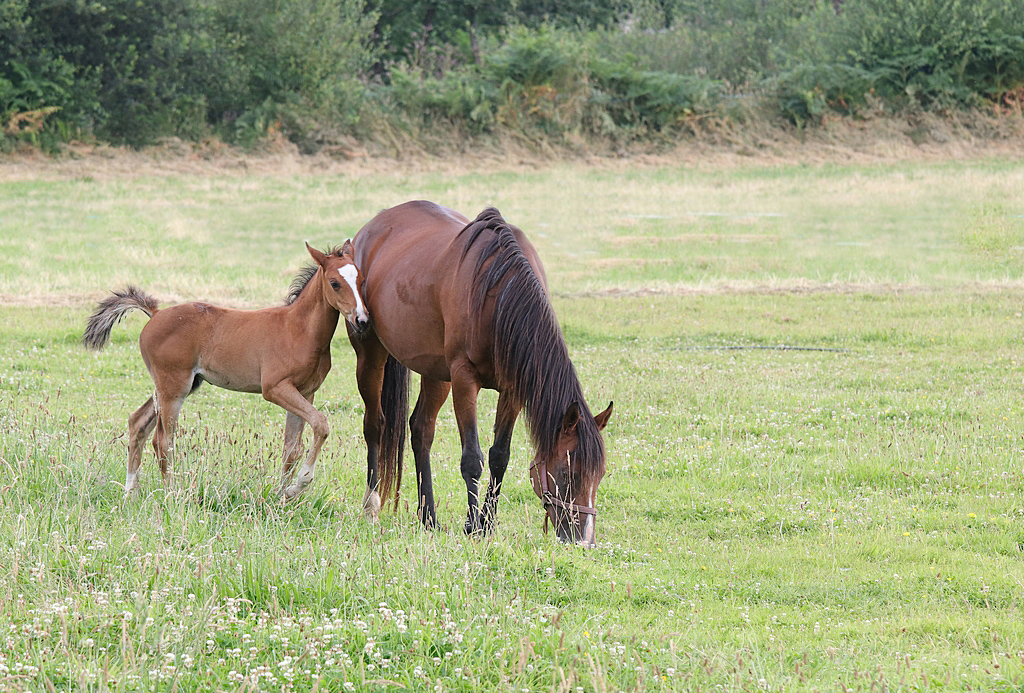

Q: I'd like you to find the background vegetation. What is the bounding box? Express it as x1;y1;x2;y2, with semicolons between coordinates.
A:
2;157;1024;690
2;0;1023;153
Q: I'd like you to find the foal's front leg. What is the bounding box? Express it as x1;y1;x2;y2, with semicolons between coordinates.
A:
264;383;328;500
277;410;307;494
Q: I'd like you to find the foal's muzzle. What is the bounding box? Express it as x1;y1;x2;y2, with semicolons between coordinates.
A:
349;314;370;336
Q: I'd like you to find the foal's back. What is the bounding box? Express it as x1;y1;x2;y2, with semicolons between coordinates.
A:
138;301;293;395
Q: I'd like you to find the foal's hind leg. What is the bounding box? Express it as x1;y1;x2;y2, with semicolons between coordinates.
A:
265;384;328;500
277;409;307;494
150;371;193;489
152;391;187;489
126;396;158;495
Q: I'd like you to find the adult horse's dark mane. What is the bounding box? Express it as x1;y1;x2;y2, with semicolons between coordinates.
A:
458;207;605;486
286;246;346;305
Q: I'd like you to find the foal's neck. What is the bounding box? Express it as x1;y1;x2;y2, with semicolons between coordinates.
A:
289;269;340;335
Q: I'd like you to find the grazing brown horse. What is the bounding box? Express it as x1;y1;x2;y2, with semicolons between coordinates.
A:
84;242;369;498
348;201;613;546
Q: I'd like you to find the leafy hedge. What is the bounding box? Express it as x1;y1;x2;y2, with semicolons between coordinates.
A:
2;0;1023;151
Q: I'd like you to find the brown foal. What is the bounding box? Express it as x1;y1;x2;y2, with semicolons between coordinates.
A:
84;242;368;498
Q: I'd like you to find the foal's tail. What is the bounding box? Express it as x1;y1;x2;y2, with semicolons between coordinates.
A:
83;286;159;350
377;353;409;510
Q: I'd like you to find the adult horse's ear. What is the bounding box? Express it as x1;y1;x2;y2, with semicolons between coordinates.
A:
340;239;354;258
561;401;581;435
594;401;613;431
306;241;328;267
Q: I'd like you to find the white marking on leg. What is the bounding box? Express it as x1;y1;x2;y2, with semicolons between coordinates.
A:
338;265;369;323
282;463;315;499
362;486;381;521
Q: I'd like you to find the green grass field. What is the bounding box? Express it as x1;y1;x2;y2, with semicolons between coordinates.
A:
2;156;1024;691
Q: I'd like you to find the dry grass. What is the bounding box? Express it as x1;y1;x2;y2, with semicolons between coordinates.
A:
2;110;1023;184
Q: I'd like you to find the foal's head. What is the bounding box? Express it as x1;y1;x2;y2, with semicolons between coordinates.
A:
529;401;614;547
306;241;370;334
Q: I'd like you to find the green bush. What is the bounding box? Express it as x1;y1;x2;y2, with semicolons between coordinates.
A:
367;26;723;144
774;0;1024;122
208;0;377;123
373;65;497;136
591;59;721;132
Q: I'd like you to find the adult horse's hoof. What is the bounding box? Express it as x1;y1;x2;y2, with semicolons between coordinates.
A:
418;509;438;530
464;510;485;537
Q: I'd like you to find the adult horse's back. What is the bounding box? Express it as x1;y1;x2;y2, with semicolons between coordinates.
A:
349;200;612;546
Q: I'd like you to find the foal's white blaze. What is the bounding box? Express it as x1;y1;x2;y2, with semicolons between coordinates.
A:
338;264;368;323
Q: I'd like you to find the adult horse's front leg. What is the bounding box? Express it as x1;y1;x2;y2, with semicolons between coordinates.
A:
451;362;485;535
265;384;328;500
480;392;520;534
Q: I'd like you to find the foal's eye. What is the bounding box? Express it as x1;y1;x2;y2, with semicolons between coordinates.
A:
329;280;341;290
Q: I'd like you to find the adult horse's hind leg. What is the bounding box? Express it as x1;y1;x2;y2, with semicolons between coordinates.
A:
126;396;158;495
277;409;307;494
481;391;520;533
409;376;451;529
265;384;328;500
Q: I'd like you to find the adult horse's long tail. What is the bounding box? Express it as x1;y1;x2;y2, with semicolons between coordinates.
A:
377;353;408;510
83;286;159;350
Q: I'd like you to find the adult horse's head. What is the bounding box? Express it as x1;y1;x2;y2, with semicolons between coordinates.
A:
306;240;370;335
530;400;613;547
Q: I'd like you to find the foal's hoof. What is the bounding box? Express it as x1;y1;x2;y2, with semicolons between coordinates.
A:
280;483;306;500
362;488;381;521
123;478;141;499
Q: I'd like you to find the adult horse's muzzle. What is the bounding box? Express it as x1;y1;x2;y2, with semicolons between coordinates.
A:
532;458;598;548
547;502;597;548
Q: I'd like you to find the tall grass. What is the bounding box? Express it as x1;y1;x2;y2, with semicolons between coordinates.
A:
1;159;1024;690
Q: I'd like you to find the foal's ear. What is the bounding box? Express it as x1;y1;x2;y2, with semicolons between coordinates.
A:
340;238;354;258
594;401;613;431
306;241;328;267
561;401;581;435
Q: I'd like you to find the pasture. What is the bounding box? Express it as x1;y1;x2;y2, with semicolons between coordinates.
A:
1;155;1024;691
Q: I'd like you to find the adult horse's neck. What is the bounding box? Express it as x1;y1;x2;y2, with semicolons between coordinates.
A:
461;208;605;483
